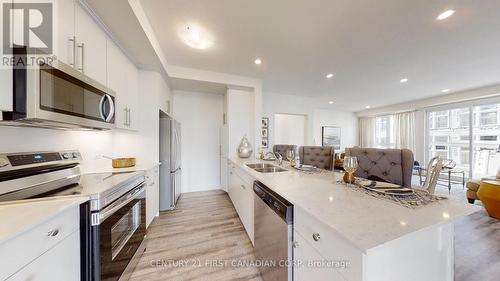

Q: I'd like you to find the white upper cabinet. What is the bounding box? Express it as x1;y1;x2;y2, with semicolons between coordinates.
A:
74;4;107;85
51;1;107;85
107;40;139;131
54;0;75;66
0;69;12;112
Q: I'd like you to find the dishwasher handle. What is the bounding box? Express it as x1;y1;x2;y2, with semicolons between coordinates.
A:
253;180;293;224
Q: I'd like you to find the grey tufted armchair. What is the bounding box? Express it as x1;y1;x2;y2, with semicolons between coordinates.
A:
298;146;335;170
345;147;414;188
273;144;298;160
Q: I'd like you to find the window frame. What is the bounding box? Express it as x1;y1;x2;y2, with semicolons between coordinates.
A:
425;96;500;178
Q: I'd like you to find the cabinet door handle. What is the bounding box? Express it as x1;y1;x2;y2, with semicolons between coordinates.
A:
123;108;128;126
77;42;85;73
312;233;321;242
292;241;299;248
127;108;131;127
47;229;59;237
68;36;76;67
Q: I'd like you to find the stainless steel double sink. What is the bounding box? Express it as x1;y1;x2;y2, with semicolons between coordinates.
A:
246;163;288;173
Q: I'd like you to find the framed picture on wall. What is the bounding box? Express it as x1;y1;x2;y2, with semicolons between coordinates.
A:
262;117;269;128
262;138;269;148
262;128;268;138
322;126;341;151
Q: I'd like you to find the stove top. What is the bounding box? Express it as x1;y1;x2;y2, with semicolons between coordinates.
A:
0;150;145;210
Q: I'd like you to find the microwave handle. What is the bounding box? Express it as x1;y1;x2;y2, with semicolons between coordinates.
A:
99;95;115;122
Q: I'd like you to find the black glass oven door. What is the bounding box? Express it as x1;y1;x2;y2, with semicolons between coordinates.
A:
99;189;146;281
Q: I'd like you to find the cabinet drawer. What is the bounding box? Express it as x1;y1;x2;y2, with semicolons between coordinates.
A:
0;206;79;280
294;230;345;281
233;166;254;187
295;207;363;281
7;231;80;281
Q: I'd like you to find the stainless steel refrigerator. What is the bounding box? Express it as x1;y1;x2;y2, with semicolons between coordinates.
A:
159;115;182;211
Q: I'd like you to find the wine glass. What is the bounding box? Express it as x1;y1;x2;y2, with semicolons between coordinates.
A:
286;149;295;162
343;156;358;186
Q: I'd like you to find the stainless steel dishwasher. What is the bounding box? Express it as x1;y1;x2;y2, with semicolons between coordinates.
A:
254;181;294;281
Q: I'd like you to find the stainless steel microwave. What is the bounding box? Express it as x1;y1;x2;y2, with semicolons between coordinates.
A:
1;48;115;130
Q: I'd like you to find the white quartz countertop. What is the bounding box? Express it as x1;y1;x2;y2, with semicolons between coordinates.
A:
0;197;88;245
229;157;480;253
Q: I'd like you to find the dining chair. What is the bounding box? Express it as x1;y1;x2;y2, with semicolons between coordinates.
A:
345;147;414;188
298;146;335;170
415;157;444;194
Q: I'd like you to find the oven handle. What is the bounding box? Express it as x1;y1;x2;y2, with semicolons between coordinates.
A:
100;183;145;222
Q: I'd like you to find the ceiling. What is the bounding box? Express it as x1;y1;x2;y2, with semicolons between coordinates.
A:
138;0;500;111
168;77;227;95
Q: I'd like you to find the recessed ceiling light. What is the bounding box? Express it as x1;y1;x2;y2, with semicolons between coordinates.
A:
254;58;262;65
178;25;214;49
437;10;455;20
326;73;334;79
442;89;450;93
328;101;334;104
365;105;371;109
400;78;409;83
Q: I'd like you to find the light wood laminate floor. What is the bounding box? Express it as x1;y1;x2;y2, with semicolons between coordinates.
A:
129;189;499;281
454;209;500;281
129;190;262;281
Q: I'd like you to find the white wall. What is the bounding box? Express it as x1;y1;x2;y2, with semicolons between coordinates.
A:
274;114;307;146
313;109;359;152
173;90;223;193
263;92;358;152
0;70;171;173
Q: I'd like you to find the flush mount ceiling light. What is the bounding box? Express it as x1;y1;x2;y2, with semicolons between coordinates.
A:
365;105;371;109
442;89;450;93
400;78;409;83
326;73;334;79
254;58;262;65
437;10;455;20
328;101;334;104
178;24;214;49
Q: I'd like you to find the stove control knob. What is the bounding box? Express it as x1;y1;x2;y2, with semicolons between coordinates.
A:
72;152;80;159
62;153;72;159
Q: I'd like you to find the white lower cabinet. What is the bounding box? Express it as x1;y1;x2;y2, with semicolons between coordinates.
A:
295;206;362;281
146;166;160;228
228;162;254;244
294;230;345;281
7;231;80;281
0;205;80;281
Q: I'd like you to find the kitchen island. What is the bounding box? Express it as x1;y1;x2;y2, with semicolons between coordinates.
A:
228;157;479;281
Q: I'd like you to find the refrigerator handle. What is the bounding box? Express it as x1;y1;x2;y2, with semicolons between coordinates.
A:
174;127;180;169
171;123;177;169
172;172;176;207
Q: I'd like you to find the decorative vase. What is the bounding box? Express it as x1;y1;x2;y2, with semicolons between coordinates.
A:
238;136;253;158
